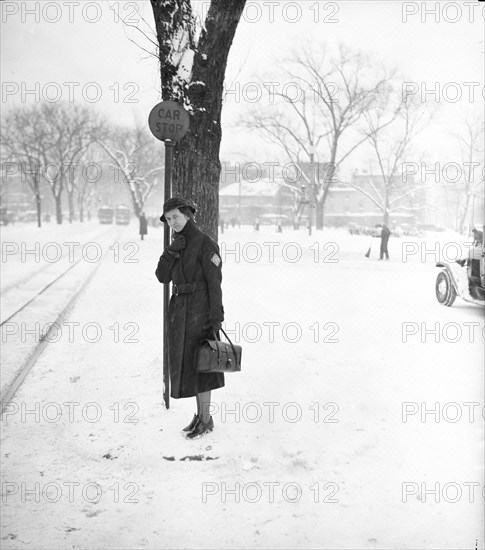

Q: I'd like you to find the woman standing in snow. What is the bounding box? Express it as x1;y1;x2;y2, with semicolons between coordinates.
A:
155;197;225;438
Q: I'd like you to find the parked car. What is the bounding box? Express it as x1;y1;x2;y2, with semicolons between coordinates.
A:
435;224;484;306
348;222;360;235
0;207;16;225
18;210;38;223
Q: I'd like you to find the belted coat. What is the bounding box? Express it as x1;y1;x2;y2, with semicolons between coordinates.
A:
155;219;225;399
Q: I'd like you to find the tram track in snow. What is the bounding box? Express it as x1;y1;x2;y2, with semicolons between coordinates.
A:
0;226;124;413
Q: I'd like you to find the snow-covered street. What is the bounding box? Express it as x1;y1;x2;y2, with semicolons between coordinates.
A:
1;222;483;549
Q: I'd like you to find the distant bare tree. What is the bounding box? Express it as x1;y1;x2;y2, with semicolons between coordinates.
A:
2;103;101;225
74;146;104;222
451;117;484;233
244;44;397;229
1;107;47;227
40;103;102;224
348;93;433;225
97;124;163;218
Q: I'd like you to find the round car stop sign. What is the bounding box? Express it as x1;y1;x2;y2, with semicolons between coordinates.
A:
148;100;190;142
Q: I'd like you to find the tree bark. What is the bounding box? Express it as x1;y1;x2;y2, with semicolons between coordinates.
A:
35;192;42;229
151;0;246;240
55;195;63;224
315;200;324;230
68;190;75;223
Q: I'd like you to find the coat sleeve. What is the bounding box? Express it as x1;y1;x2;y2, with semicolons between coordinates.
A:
155;250;177;283
201;238;224;323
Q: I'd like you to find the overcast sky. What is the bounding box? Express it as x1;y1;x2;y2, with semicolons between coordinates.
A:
1;0;483;176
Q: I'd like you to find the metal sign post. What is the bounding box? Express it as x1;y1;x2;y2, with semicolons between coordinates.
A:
148;100;190;410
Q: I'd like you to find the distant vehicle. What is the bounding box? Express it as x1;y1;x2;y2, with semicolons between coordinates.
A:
98;206;114;224
435;224;484;307
259;213;290;225
0;207;15;225
418;223;445;232
348;222;360;235
398;223;422;237
115;204;131;225
18;210;38;223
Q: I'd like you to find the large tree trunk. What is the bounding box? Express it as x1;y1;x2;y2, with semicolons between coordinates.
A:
315;200;324;230
67;190;75;223
55;195;63;224
458;195;471;234
128;178;142;219
151;0;246;241
35;192;42;228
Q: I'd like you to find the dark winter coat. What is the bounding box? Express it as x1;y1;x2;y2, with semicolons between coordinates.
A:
139;215;148;235
155;219;225;399
380;226;390;244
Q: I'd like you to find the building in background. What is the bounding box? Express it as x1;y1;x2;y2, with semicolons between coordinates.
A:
324;171;423;228
219;178;294;224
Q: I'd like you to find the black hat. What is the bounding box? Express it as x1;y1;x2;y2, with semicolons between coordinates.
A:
160;197;196;222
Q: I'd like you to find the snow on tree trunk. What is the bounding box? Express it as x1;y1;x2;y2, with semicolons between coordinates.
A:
151;0;246;241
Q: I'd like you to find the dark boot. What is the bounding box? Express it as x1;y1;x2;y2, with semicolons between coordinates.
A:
182;413;199;432
186;416;214;439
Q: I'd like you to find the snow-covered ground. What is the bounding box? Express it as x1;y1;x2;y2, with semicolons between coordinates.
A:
1;221;483;549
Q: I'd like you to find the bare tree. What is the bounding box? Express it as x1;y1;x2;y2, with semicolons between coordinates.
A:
39;103;102;224
348;93;433;225
451;117;484;233
97;124;163;218
150;0;247;240
74;145;104;222
244;44;397;229
1;107;48;227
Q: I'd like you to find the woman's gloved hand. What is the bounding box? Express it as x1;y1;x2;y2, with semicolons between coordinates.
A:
167;235;186;254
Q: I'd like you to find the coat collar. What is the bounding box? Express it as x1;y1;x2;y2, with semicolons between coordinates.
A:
177;218;199;240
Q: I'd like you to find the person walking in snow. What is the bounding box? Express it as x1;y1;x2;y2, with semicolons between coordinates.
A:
139;212;148;241
378;223;391;260
155;197;225;439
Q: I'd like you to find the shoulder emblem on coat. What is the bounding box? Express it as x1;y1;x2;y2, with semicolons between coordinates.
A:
210;253;221;267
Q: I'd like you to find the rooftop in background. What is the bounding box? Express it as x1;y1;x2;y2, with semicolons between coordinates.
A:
219;179;293;198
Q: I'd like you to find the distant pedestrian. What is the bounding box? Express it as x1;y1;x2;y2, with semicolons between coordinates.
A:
139;212;148;241
379;224;390;260
230;217;236;228
220;218;225;234
276;217;283;233
254;217;260;231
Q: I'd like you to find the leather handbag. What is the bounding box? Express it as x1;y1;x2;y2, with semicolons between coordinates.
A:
195;328;242;373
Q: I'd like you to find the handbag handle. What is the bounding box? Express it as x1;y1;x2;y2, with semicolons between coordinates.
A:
212;327;239;360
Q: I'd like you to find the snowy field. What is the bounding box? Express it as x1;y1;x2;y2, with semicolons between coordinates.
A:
1;221;483;549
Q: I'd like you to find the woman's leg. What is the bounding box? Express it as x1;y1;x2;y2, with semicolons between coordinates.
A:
197;390;212;423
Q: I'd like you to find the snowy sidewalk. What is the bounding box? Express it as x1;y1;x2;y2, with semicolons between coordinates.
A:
1;225;483;549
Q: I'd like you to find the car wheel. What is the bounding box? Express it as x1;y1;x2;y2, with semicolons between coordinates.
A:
436;271;457;306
